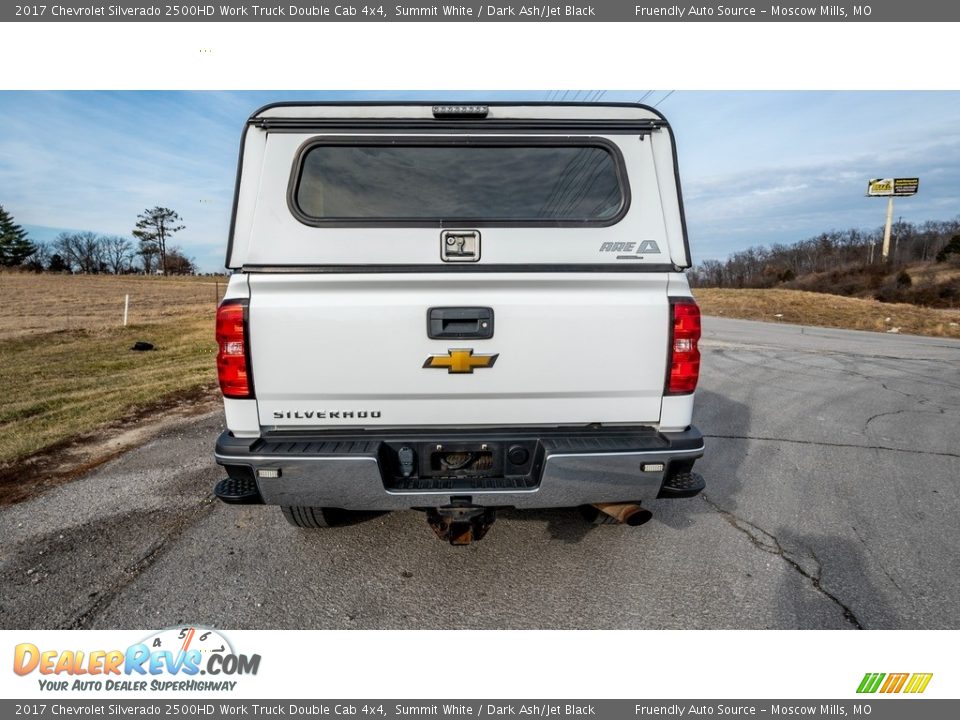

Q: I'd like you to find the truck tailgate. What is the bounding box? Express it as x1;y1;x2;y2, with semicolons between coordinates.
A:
247;273;668;428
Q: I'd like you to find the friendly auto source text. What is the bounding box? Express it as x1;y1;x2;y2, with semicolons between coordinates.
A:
635;5;860;17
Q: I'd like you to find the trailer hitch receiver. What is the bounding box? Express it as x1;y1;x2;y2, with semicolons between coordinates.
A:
426;506;496;545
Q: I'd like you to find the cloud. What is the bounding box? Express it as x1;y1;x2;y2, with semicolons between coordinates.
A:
681;123;960;259
0;92;236;269
2;90;959;269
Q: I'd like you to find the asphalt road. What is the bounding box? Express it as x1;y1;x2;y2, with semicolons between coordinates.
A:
2;317;959;630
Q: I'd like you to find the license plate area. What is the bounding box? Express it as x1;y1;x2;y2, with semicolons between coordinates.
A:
425;443;499;479
380;439;542;491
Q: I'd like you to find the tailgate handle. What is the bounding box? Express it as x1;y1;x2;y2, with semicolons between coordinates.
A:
427;307;494;339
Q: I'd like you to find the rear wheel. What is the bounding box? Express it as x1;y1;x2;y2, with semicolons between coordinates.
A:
281;506;344;528
280;506;385;528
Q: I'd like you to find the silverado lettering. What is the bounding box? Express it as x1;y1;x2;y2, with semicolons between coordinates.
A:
271;411;381;419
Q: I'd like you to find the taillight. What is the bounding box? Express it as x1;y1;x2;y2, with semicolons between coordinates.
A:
216;301;253;399
667;298;701;395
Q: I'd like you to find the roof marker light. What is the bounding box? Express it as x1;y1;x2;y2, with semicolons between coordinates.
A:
432;105;489;118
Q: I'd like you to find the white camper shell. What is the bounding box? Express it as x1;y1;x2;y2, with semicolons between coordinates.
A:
214;102;705;544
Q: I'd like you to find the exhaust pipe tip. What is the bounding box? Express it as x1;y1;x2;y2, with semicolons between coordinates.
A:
585;503;653;527
621;507;653;526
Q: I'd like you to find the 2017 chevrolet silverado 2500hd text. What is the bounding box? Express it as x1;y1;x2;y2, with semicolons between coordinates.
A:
213;102;705;544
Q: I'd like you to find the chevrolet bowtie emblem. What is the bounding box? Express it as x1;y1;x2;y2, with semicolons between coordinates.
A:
423;348;499;374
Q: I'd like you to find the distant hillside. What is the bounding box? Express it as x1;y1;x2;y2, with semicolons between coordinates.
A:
690;217;960;309
780;260;960;308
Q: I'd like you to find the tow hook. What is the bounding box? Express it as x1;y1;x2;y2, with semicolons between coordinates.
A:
426;506;496;545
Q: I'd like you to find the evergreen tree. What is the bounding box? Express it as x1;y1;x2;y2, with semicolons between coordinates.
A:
0;205;36;267
48;254;69;273
133;207;184;274
936;235;960;263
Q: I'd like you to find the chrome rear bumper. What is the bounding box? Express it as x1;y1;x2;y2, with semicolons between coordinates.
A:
214;427;704;510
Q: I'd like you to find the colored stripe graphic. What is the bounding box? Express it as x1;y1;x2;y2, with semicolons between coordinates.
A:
904;673;934;694
880;673;909;693
857;673;885;693
857;672;933;694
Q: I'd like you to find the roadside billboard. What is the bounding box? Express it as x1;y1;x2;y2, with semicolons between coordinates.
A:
867;177;920;196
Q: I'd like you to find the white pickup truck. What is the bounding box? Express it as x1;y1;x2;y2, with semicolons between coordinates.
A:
213;102;704;544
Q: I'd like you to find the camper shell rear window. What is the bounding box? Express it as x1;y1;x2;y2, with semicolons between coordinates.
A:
289;137;629;227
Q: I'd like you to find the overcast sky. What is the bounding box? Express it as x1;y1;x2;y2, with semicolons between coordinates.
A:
1;90;958;271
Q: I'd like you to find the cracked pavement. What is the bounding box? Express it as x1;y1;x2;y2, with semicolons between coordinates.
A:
1;316;959;629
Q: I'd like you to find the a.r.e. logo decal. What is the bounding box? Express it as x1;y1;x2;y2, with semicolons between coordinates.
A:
599;240;661;259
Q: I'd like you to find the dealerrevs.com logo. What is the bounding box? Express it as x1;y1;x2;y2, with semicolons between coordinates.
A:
13;627;261;693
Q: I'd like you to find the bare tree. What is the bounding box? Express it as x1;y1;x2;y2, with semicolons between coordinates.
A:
133;207;184;274
164;245;197;275
689;216;960;289
138;245;159;274
101;235;135;274
52;232;79;272
53;231;104;274
24;242;52;272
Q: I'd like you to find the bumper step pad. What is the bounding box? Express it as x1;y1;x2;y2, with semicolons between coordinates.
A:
214;476;263;504
658;471;705;499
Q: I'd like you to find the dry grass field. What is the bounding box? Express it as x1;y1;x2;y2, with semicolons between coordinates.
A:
697;288;960;339
0;273;224;339
2;273;959;472
0;273;224;466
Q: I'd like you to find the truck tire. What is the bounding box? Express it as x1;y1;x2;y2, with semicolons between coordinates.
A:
281;505;343;528
280;506;385;528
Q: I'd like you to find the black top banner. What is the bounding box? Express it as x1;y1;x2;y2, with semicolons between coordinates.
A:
4;1;959;22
